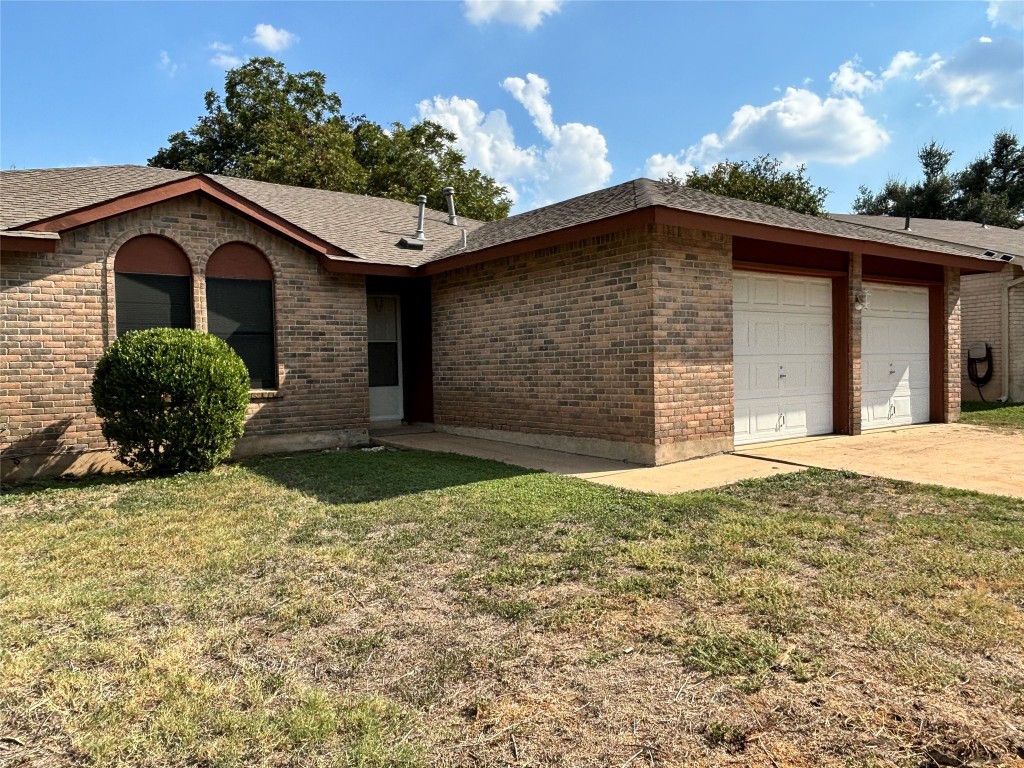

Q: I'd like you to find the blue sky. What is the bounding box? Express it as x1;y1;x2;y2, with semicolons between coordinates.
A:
2;1;1022;214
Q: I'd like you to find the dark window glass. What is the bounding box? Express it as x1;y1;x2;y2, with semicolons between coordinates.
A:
115;273;191;335
368;342;399;387
206;277;276;389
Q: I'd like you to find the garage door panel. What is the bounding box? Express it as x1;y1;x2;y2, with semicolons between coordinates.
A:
863;317;889;350
906;355;930;388
807;282;832;308
782;395;832;436
861;283;929;430
753;278;780;305
733;362;751;397
753;321;781;353
734;274;750;304
781;280;807;306
754;407;783;434
806;320;832;351
753;363;782;396
863;394;891;425
734;272;833;445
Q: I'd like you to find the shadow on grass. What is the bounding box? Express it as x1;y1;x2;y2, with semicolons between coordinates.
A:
242;447;540;505
0;469;141;498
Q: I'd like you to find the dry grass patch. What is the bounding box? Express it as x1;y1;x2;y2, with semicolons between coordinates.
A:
2;451;1023;767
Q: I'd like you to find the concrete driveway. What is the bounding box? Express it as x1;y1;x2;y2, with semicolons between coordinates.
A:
374;424;1023;498
738;423;1023;498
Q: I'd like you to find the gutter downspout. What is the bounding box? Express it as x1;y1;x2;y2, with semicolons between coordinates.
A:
999;270;1024;402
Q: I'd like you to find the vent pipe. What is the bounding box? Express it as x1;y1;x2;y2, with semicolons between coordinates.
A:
414;194;427;240
460;229;467;248
903;215;912;231
443;186;458;226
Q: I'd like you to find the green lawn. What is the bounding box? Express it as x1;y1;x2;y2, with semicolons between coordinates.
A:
960;400;1024;429
2;450;1022;767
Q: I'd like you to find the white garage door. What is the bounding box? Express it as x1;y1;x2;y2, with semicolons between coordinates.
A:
734;272;833;446
861;283;930;430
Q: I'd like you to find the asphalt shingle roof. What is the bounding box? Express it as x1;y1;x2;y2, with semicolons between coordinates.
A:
830;214;1024;258
0;166;196;228
0;167;998;269
0;166;481;267
432;179;988;263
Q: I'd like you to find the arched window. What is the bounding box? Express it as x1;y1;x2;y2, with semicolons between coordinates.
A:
114;235;192;335
206;243;276;389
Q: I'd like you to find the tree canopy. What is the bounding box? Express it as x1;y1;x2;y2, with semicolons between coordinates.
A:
149;58;511;221
853;132;1024;228
662;155;830;217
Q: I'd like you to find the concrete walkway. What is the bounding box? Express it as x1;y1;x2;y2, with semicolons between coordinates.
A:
375;424;1024;498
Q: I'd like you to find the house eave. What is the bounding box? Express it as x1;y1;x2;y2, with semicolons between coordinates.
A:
0;230;60;253
18;175;359;261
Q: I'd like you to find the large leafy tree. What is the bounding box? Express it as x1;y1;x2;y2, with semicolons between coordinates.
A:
663;155;830;216
150;58;511;221
853;131;1024;227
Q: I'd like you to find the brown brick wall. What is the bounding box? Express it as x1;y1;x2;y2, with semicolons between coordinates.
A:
1;193;368;478
1012;275;1024;402
431;228;658;461
650;225;734;462
848;253;863;435
942;266;962;421
961;264;1024;402
431;224;735;464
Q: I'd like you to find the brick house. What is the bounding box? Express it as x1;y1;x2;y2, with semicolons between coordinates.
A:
834;215;1024;403
1;167;1008;481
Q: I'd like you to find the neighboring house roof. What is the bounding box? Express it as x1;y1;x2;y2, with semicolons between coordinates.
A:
0;166;1005;273
832;214;1024;263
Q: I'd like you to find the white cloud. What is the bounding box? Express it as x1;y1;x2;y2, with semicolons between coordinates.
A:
916;36;1024;110
644;154;694;181
646;86;890;177
881;50;922;80
979;35;994;42
247;23;298;52
211;52;242;68
158;50;178;77
209;42;242;68
418;73;612;210
987;0;1024;28
829;51;925;97
463;0;562;30
829;59;880;96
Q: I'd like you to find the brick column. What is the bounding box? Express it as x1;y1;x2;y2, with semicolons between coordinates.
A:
943;266;961;422
847;252;863;435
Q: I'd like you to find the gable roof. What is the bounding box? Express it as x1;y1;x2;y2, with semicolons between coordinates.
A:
0;166;481;266
0;166;1005;273
431;179;997;265
831;214;1024;262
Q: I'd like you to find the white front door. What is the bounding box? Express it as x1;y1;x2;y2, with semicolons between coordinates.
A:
367;295;403;422
861;284;930;430
734;272;834;446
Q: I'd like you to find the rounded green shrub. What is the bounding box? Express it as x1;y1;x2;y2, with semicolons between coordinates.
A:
91;328;250;475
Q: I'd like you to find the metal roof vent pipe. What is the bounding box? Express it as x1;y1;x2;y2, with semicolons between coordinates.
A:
415;194;427;240
903;215;912;231
443;186;458;226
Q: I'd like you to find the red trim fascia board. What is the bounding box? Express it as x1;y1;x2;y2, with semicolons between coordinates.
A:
22;176;355;259
651;207;1004;273
418;209;658;276
0;233;59;253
